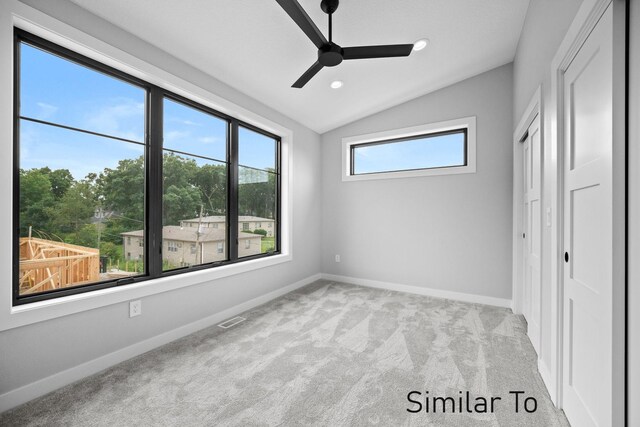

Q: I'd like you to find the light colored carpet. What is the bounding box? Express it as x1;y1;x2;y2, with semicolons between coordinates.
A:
0;280;570;426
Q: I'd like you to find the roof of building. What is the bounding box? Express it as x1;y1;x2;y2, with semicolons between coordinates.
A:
121;226;259;242
181;215;274;224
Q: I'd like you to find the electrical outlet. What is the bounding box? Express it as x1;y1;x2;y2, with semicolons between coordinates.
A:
335;254;341;263
129;300;142;318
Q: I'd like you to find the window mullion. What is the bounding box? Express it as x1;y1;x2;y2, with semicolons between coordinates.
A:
228;120;239;260
275;138;282;254
148;87;164;277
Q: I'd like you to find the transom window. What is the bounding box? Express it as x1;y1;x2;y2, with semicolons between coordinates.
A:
13;29;281;305
352;129;467;175
342;117;476;181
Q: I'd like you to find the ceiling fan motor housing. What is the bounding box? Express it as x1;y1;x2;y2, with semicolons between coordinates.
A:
320;0;339;14
276;0;413;87
319;43;343;66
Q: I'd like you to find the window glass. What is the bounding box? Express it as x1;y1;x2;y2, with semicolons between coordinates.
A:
238;126;276;170
352;130;466;175
163;98;226;162
14;31;281;305
20;43;145;142
162;98;228;271
238;125;278;257
17;41;146;297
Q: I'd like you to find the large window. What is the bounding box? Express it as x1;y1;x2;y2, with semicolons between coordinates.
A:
342;117;476;181
13;30;281;305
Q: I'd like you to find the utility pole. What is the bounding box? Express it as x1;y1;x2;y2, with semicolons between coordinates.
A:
195;205;204;264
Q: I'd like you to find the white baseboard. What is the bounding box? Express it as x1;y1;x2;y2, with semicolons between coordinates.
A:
321;273;512;308
538;359;558;405
0;273;321;414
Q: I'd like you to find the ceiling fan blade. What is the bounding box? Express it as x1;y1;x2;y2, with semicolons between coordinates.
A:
342;44;414;60
276;0;328;49
292;60;324;88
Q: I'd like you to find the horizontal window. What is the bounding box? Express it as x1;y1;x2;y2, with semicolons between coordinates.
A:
342;117;476;181
14;29;281;305
352;129;466;175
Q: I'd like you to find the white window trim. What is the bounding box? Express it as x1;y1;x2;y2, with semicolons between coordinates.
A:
0;1;293;331
341;116;476;182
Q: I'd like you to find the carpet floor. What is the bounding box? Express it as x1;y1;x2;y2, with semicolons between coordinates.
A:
0;280;569;426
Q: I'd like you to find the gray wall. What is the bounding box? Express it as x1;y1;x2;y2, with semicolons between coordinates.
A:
512;0;582;384
513;0;583;123
321;63;514;300
0;0;322;396
628;0;639;423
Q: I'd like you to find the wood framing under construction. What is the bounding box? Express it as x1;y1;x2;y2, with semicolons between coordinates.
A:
19;237;100;295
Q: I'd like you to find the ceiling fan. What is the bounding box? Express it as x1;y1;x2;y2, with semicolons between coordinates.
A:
276;0;414;88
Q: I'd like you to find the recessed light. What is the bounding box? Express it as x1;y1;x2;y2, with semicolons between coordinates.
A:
413;39;429;51
330;80;343;89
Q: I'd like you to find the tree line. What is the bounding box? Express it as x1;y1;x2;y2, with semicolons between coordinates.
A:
20;153;277;257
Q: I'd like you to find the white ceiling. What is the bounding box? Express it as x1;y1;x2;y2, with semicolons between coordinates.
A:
68;0;529;134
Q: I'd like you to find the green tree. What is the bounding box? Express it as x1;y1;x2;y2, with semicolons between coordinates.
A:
74;223;99;247
99;241;119;260
162;153;201;225
38;167;74;199
194;163;226;215
98;156;145;222
239;168;276;219
163;185;201;225
19;169;55;234
49;181;96;238
163;153;197;188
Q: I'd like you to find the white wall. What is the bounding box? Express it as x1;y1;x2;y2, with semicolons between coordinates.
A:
321;63;514;301
0;0;322;403
512;0;582;396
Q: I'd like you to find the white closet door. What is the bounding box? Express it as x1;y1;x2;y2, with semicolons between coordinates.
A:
523;115;541;355
562;5;613;427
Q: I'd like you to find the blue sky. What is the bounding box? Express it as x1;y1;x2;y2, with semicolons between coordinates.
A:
20;42;276;180
20;41;460;180
353;133;465;174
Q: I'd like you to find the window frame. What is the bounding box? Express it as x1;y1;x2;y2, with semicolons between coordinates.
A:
12;28;282;306
341;116;477;182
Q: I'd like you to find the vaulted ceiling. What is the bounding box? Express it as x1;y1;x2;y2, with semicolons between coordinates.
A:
69;0;529;134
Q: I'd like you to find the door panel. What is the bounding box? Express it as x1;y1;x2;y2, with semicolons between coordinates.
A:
523;114;541;355
562;5;613;427
571;185;604;291
523;139;531;323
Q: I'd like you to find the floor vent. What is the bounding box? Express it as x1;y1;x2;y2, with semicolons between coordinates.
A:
217;316;246;329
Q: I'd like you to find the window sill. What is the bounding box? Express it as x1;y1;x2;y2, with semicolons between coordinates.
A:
342;164;476;182
2;253;292;331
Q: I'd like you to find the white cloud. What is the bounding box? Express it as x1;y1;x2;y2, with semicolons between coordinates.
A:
84;98;144;141
167;116;202;126
36;102;58;120
198;136;220;144
181;119;200;126
165;130;190;142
